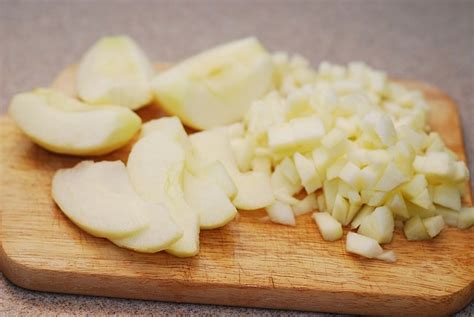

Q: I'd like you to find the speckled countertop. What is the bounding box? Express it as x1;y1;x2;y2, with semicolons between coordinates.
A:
0;0;473;315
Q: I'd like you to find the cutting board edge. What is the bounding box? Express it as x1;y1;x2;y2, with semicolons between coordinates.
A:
1;241;472;316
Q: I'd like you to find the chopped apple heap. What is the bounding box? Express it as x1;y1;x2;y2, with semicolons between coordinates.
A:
10;36;470;260
218;56;471;262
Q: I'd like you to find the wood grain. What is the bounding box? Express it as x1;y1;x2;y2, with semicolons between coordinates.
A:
0;64;472;316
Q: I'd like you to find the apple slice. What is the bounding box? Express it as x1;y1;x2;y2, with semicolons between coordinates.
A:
183;171;237;229
52;161;150;239
151;37;274;129
140;116;192;152
9;88;141;155
77;35;154;110
192;161;237;199
127;132;200;257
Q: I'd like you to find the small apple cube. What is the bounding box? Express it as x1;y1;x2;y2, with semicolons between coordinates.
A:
251;156;272;175
323;179;340;212
339;161;362;190
350;205;374;229
374;162;408;192
346;232;384;259
401;174;428;199
266;201;296;226
357;206;394;244
413;152;454;181
231;137;255;172
293;153;322;193
313;212;343;241
457;207;474;229
386;192;410;219
422;215;445;238
332;194;349;224
435;207;459;227
432;184;461;211
404;216;430;241
292;193;318;216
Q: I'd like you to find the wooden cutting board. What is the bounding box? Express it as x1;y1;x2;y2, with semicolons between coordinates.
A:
0;64;472;316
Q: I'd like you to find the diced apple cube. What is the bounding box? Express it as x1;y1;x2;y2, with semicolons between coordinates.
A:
290;116;326;146
410;187;434;210
313;212;343;241
339;161;362;190
357;206;394;244
361;190;388;206
457;207;474;229
293;153;322;193
351;205;374;229
432;184;461;211
266;201;296;226
292;193;318;216
317;193;327;212
332;194;349;224
251;156;272;175
452;161;469;183
326;157;347;180
401;174;427;199
413;152;454;181
359;164;383;189
435;206;459;227
271;167;302;198
312;147;332;176
231;137;254;172
404;216;430;240
422;215;445;238
321;128;347;149
232;172;274;210
387;192;410;219
346;232;384;259
323;179;339;212
345;201;362;226
374;162;408;192
407;201;437;218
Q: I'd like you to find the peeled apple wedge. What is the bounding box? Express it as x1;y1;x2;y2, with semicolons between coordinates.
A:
9;88;141;155
183;171;237;229
127;132;200;257
77;35;154;110
151;37;274;129
52;161;150;239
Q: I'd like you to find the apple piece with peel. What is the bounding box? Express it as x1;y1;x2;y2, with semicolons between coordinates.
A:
183;171;237;229
77;35;154;110
9;88;141;156
265;201;296;226
346;232;384;259
312;212;343;241
52;161;151;239
152;37;274;129
127;132;200;257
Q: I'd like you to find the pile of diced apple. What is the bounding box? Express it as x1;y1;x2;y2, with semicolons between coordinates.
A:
8;36;473;260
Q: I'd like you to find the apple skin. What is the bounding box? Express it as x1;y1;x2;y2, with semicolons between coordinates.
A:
9;88;141;156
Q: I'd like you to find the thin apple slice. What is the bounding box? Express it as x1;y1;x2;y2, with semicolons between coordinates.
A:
9;88;141;155
183;171;237;229
127;132;200;257
152;37;274;129
111;202;183;253
77;35;154;110
52;161;150;239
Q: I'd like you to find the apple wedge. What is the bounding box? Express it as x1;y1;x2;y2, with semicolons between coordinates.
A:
52;161;151;239
127;132;200;257
151;37;274;130
77;35;154;110
9;88;141;155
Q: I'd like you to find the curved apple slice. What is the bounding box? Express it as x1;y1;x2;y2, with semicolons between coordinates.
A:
127;132;200;257
77;35;154;110
52;161;150;239
110;202;183;253
151;37;274;130
9;88;141;156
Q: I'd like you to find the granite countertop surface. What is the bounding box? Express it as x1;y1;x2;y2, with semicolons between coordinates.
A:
0;0;473;315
